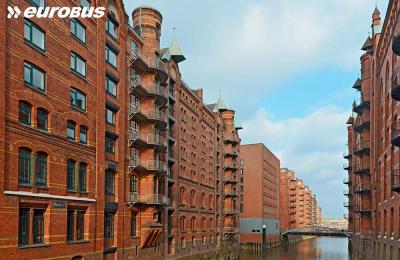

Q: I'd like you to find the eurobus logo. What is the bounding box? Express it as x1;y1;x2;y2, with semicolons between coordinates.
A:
7;6;106;19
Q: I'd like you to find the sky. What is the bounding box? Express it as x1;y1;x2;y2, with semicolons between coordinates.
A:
123;0;389;217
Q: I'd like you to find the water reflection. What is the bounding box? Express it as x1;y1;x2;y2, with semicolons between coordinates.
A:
240;237;349;260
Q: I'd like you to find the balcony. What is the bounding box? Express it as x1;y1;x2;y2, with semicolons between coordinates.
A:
392;166;400;193
129;131;167;151
353;98;370;114
353;164;370;175
223;176;238;183
354;185;371;194
223;190;238;197
223;135;239;144
129;105;167;129
223;208;239;215
129;49;168;82
343;202;350;208
354;141;370;156
354;119;370;133
128;159;167;174
343;164;351;171
391;122;400;147
343;152;352;160
392;67;400;100
343;190;350;197
343;178;351;185
224;149;238;158
224;162;238;170
127;192;167;205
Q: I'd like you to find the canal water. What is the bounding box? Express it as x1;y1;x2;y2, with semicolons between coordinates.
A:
240;237;349;260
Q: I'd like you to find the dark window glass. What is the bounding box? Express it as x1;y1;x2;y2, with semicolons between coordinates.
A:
131;214;137;237
76;211;85;240
24;62;45;91
19;101;31;125
67;210;74;241
67;160;75;190
24;19;45;51
105;170;115;195
33;210;44;244
37;108;48;130
71;52;86;77
104;213;114;238
79;125;87;144
18;148;31;184
67;121;76;140
105;137;115;154
106;108;116;125
105;46;118;68
19;209;30;245
106;18;118;39
105;77;117;96
71;88;86;111
35;152;47;186
71;18;86;43
28;0;45;7
79;163;87;192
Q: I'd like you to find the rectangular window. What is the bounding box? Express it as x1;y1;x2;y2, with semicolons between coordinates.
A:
36;108;48;131
106;46;118;68
71;52;86;77
130;175;138;192
105;76;117;96
104;213;114;238
19;209;30;245
67;160;75;190
24;62;45;91
71;18;86;43
67;121;76;140
106;108;116;125
24;19;45;51
19;102;31;125
105;137;115;154
79;126;87;144
67;210;74;241
105;170;115;195
35;153;47;186
79;164;87;192
71;88;86;111
76;211;85;240
28;0;45;7
131;214;137;237
80;0;90;8
18;148;31;184
33;210;44;244
106;17;118;39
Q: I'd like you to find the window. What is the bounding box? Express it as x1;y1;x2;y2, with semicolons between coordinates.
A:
28;0;45;7
76;211;85;240
71;88;86;111
71;18;86;43
79;126;87;144
105;137;115;154
19;148;31;184
131;213;137;237
24;62;45;91
180;216;185;230
104;213;114;238
67;210;85;241
80;0;90;8
106;17;118;39
35;152;47;186
33;210;44;244
24;19;45;51
71;52;86;77
106;46;118;68
37;108;48;131
106;76;117;96
130;175;138;193
67;210;74;241
19;101;31;125
181;237;186;249
105;170;115;195
106;107;116;125
79;163;87;192
67;121;76;140
67;160;75;190
19;209;30;245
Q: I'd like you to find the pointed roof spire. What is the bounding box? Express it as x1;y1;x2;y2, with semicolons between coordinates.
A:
214;90;227;112
352;78;362;90
373;6;380;16
161;28;186;63
361;36;373;51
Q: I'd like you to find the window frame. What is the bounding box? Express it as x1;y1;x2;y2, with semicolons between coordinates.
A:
105;76;117;97
37;108;48;131
80;0;90;8
67;160;76;191
19;101;32;125
105;137;116;154
104;213;114;239
19;209;30;245
24;62;46;92
35;152;47;187
24;19;45;51
32;209;44;244
106;107;116;125
70;87;87;112
105;45;118;68
70;52;86;78
67;120;76;140
27;0;45;7
79;125;88;144
106;17;118;39
79;163;87;192
105;170;115;195
70;18;86;44
18;148;31;185
131;213;137;237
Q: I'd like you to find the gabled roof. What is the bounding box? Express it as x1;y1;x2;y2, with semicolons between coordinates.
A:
346;116;354;125
361;37;373;51
214;96;226;112
352;78;361;90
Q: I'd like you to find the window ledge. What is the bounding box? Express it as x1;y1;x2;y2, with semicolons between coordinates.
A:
71;69;87;82
67;239;89;245
71;106;87;115
24;83;46;96
130;236;140;239
71;33;87;47
24;40;46;56
36;185;49;190
19;243;50;249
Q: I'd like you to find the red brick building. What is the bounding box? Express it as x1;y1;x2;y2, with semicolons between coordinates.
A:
0;1;241;259
279;168;321;230
345;2;400;259
239;143;280;244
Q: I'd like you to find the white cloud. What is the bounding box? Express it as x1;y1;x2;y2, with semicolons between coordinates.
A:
241;105;349;217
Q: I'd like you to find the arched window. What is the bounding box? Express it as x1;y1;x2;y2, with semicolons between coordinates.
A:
35;152;47;186
191;217;196;231
180;187;186;206
37;108;48;131
190;190;195;206
192;236;196;246
67;120;76;140
19;101;31;125
79;163;87;192
209;218;213;229
18;148;31;184
200;193;205;209
67;159;76;190
180;216;186;230
181;237;185;249
201;218;205;231
208;195;213;209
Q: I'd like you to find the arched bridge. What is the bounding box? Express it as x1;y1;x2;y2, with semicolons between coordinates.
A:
282;226;351;238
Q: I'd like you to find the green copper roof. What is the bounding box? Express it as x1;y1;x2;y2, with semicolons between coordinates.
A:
213;96;226;112
234;119;243;130
162;37;186;63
